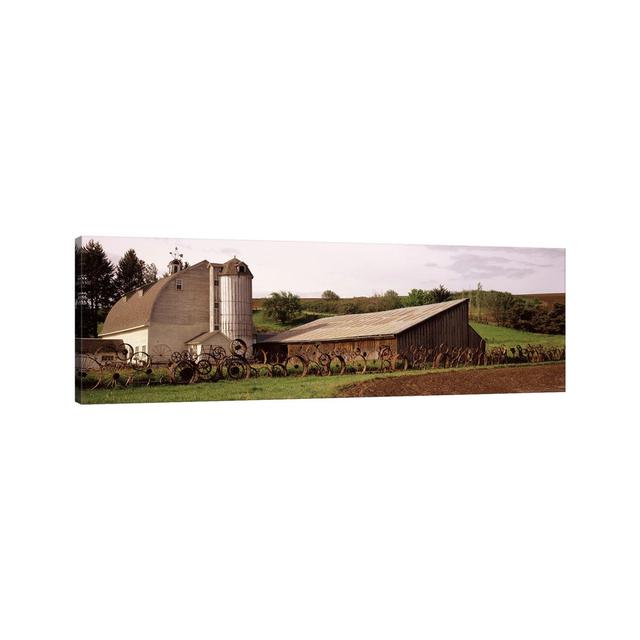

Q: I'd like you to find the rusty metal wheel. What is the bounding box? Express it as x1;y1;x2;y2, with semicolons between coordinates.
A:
125;366;154;387
348;354;367;374
175;360;197;384
285;355;307;376
130;351;151;370
75;355;102;390
225;357;249;380
196;358;213;379
317;352;331;367
270;363;287;377
392;353;409;371
211;346;226;361
101;362;128;389
379;345;393;360
327;355;346;375
306;361;322;376
116;343;134;362
231;339;247;357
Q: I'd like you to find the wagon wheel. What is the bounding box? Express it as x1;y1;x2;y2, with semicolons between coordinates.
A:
174;360;197;384
231;338;247;357
196;358;213;379
306;361;322;376
151;343;173;364
348;354;367;374
317;352;331;367
285;355;308;377
270;363;287;377
75;355;102;390
170;351;183;364
126;366;154;387
116;343;134;362
327;355;346;376
130;351;151;370
379;345;393;360
181;350;196;362
101;362;128;389
225;357;250;380
258;365;272;377
392;353;409;371
211;346;227;361
380;358;393;372
433;352;448;368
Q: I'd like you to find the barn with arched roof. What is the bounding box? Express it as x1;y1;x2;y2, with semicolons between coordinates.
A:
99;257;254;357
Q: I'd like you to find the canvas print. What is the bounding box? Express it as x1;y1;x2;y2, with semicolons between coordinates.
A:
75;237;565;404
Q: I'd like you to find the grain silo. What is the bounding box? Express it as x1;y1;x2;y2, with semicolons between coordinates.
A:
219;257;254;354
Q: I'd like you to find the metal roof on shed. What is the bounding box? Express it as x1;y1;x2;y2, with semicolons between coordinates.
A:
263;299;468;344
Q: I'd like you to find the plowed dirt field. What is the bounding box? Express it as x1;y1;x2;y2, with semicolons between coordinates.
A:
339;363;565;397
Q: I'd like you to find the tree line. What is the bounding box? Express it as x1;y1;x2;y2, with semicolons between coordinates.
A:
262;284;565;335
75;240;160;338
262;285;455;325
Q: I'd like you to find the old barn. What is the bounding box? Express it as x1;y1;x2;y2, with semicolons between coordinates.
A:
259;298;483;358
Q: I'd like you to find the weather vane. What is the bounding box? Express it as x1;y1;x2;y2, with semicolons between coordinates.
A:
169;246;184;261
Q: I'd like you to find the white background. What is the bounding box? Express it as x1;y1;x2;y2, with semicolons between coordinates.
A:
1;1;639;639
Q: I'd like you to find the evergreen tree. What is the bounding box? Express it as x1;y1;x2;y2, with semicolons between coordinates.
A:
430;284;452;303
114;249;147;296
76;240;115;337
142;261;158;285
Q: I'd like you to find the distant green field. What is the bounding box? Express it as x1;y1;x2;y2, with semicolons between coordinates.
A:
253;309;332;333
471;322;565;349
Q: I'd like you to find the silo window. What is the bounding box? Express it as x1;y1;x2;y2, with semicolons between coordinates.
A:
176;279;183;291
214;325;220;331
214;302;219;309
237;265;245;273
214;279;219;286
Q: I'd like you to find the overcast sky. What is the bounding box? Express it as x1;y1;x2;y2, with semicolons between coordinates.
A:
84;235;565;298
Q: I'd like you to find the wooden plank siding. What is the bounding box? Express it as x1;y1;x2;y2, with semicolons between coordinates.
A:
284;337;398;358
396;299;480;352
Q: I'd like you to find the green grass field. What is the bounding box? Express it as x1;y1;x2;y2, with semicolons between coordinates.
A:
253;309;333;333
78;362;560;404
471;322;565;349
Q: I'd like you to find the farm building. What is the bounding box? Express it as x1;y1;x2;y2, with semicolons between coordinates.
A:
258;298;483;358
98;257;255;357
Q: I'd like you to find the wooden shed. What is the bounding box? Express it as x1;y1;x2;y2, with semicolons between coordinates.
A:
258;298;484;358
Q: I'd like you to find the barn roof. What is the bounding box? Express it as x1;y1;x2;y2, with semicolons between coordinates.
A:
100;260;218;336
221;257;253;277
263;299;468;344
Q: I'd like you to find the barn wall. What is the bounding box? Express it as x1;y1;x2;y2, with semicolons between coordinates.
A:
468;324;485;350
258;337;397;359
98;327;149;355
397;300;477;352
149;264;210;352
